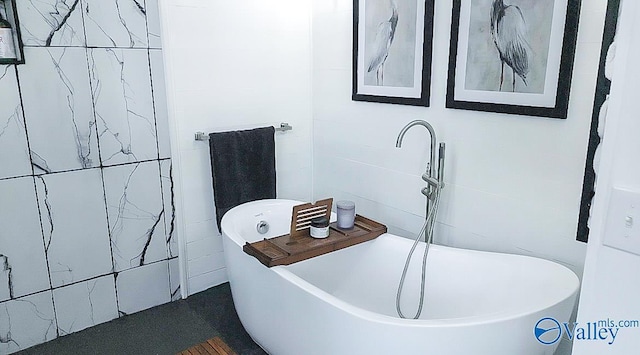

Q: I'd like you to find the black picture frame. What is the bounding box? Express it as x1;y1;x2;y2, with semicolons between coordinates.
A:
352;0;435;107
0;0;26;65
446;0;582;119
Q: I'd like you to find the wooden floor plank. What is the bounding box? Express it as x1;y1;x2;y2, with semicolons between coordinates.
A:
197;344;210;354
199;341;218;354
207;337;236;355
177;336;236;355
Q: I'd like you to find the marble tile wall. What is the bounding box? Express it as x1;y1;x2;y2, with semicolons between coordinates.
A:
0;1;176;353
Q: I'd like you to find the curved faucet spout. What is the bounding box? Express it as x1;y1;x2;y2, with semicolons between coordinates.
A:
396;120;437;179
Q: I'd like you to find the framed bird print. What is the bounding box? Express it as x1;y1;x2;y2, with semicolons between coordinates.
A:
352;0;435;106
446;0;581;118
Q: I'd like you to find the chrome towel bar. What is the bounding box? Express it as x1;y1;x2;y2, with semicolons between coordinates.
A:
195;123;293;141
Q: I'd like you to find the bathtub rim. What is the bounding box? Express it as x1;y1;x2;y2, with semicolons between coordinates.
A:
221;199;580;328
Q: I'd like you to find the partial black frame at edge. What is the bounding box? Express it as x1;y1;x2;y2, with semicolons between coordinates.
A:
1;0;26;65
445;0;582;119
576;0;621;243
352;0;435;107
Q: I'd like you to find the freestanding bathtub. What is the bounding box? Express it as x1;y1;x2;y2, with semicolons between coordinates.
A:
221;199;579;355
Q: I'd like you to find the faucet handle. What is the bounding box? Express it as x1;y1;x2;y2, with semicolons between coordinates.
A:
421;173;440;188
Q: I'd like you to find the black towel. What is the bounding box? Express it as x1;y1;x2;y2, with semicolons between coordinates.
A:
209;126;276;233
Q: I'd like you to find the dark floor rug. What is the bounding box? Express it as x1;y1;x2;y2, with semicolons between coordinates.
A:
17;283;267;355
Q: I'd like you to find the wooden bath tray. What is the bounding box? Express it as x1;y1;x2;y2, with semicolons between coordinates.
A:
243;215;387;267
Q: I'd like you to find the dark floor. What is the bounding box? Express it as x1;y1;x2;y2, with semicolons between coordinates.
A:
17;283;267;355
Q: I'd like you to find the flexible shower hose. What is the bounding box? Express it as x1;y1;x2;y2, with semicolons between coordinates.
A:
395;187;441;319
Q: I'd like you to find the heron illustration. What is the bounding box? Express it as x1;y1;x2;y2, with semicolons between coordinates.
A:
367;0;398;86
490;0;530;92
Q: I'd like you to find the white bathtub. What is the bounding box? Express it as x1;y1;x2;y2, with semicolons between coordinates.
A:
221;199;579;355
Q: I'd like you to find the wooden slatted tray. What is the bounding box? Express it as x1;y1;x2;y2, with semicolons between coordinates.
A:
243;215;387;267
177;336;236;355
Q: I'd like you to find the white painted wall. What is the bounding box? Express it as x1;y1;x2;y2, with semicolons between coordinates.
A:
159;0;607;299
311;0;606;280
159;0;313;295
573;0;640;353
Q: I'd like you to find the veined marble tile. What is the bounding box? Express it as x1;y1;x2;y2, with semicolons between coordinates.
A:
116;260;170;315
0;66;32;180
53;275;118;335
168;257;181;301
160;159;177;258
89;48;158;166
150;49;171;159
0;291;57;354
35;169;113;288
83;0;148;48
17;0;86;47
0;177;50;302
146;0;162;49
19;47;99;174
103;161;166;272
